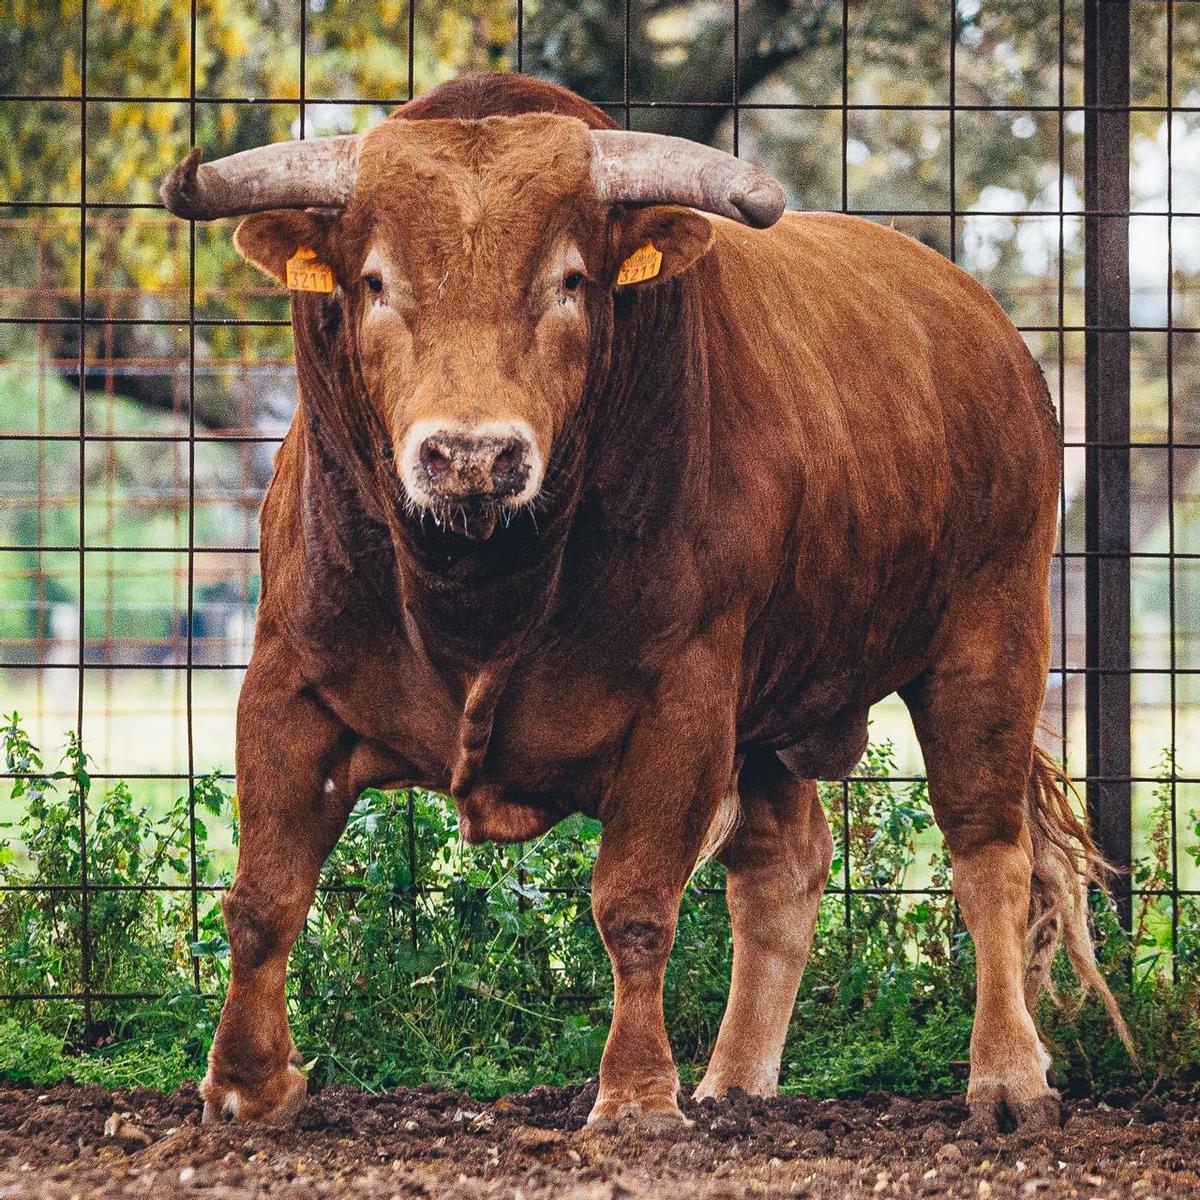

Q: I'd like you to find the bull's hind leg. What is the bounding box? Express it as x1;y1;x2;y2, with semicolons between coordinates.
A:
694;755;831;1100
201;640;356;1124
902;623;1057;1130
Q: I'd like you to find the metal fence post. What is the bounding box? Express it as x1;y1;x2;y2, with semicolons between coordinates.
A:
1083;0;1132;932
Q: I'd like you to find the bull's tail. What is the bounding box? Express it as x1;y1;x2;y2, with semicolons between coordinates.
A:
1023;746;1136;1059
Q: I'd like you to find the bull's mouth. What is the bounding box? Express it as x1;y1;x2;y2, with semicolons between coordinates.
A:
427;496;505;542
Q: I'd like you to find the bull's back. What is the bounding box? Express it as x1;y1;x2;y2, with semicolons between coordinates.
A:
707;212;1058;535
701;213;1060;740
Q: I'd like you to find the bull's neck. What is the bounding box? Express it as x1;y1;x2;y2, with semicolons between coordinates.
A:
585;275;712;551
399;274;712;666
287;276;713;671
395;499;577;666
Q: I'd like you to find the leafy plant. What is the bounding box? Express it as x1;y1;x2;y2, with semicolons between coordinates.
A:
0;714;1197;1100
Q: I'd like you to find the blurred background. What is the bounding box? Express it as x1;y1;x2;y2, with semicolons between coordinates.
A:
0;0;1196;868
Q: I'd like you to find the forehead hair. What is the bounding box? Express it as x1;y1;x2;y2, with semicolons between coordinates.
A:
341;113;599;289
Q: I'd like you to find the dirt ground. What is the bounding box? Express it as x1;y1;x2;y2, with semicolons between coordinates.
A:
0;1081;1196;1199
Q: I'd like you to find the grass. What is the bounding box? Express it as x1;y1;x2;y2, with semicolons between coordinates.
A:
0;713;1196;1102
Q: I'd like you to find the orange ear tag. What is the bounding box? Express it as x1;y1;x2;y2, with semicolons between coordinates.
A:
616;242;662;286
285;247;334;293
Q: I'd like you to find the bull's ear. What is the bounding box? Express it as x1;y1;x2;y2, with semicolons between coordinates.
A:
233;210;335;286
609;205;714;289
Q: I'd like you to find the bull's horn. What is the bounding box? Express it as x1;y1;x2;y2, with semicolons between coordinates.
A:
159;136;361;220
589;130;786;228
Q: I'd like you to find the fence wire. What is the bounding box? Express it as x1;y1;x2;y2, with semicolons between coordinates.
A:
0;0;1197;1033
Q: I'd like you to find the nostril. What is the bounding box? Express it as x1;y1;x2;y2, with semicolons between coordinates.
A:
489;437;529;496
419;439;452;480
491;441;520;477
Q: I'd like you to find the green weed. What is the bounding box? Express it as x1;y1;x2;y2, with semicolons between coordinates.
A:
0;715;1195;1100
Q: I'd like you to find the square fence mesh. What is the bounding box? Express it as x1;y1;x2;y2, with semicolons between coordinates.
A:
0;0;1197;1038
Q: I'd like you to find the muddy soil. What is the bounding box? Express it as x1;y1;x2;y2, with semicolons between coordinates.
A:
0;1081;1195;1199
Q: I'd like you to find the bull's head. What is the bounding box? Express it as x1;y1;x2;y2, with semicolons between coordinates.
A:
161;110;784;540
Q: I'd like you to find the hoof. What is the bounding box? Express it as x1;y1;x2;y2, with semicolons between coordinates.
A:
200;1064;307;1126
692;1074;776;1103
586;1094;692;1133
963;1087;1061;1138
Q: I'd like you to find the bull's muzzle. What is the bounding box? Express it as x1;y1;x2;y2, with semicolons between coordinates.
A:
419;430;531;502
398;420;544;532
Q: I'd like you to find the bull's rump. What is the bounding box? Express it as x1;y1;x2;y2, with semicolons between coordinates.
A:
705;212;1061;749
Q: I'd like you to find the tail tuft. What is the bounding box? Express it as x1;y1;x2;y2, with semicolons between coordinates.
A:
1024;747;1136;1060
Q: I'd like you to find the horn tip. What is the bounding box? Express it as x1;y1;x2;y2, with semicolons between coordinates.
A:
732;179;787;229
160;147;205;220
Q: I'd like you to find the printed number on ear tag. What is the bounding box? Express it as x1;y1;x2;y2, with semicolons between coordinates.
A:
616;243;662;286
286;247;334;293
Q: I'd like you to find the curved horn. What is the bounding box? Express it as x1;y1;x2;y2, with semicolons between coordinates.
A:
589;130;786;228
159;136;360;220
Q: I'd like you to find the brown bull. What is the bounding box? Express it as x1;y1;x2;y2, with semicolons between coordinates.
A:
161;73;1128;1130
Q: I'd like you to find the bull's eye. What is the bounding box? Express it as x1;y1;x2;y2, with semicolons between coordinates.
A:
363;273;383;294
562;270;585;293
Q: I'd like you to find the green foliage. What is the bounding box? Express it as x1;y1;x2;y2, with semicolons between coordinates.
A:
0;1018;67;1085
67;1036;195;1092
784;990;974;1099
0;711;229;1033
0;716;1197;1100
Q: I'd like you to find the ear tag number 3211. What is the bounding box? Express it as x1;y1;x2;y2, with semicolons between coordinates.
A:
616;243;662;286
286;247;334;293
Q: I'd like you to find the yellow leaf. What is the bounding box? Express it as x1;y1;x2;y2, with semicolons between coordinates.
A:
146;107;173;135
61;49;81;94
221;25;248;57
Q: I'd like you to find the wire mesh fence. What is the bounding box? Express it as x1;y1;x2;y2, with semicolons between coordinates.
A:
0;0;1198;1042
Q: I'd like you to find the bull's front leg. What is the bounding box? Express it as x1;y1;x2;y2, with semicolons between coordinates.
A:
588;641;737;1127
201;638;356;1123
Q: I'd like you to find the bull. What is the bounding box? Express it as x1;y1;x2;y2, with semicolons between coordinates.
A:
160;73;1129;1130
